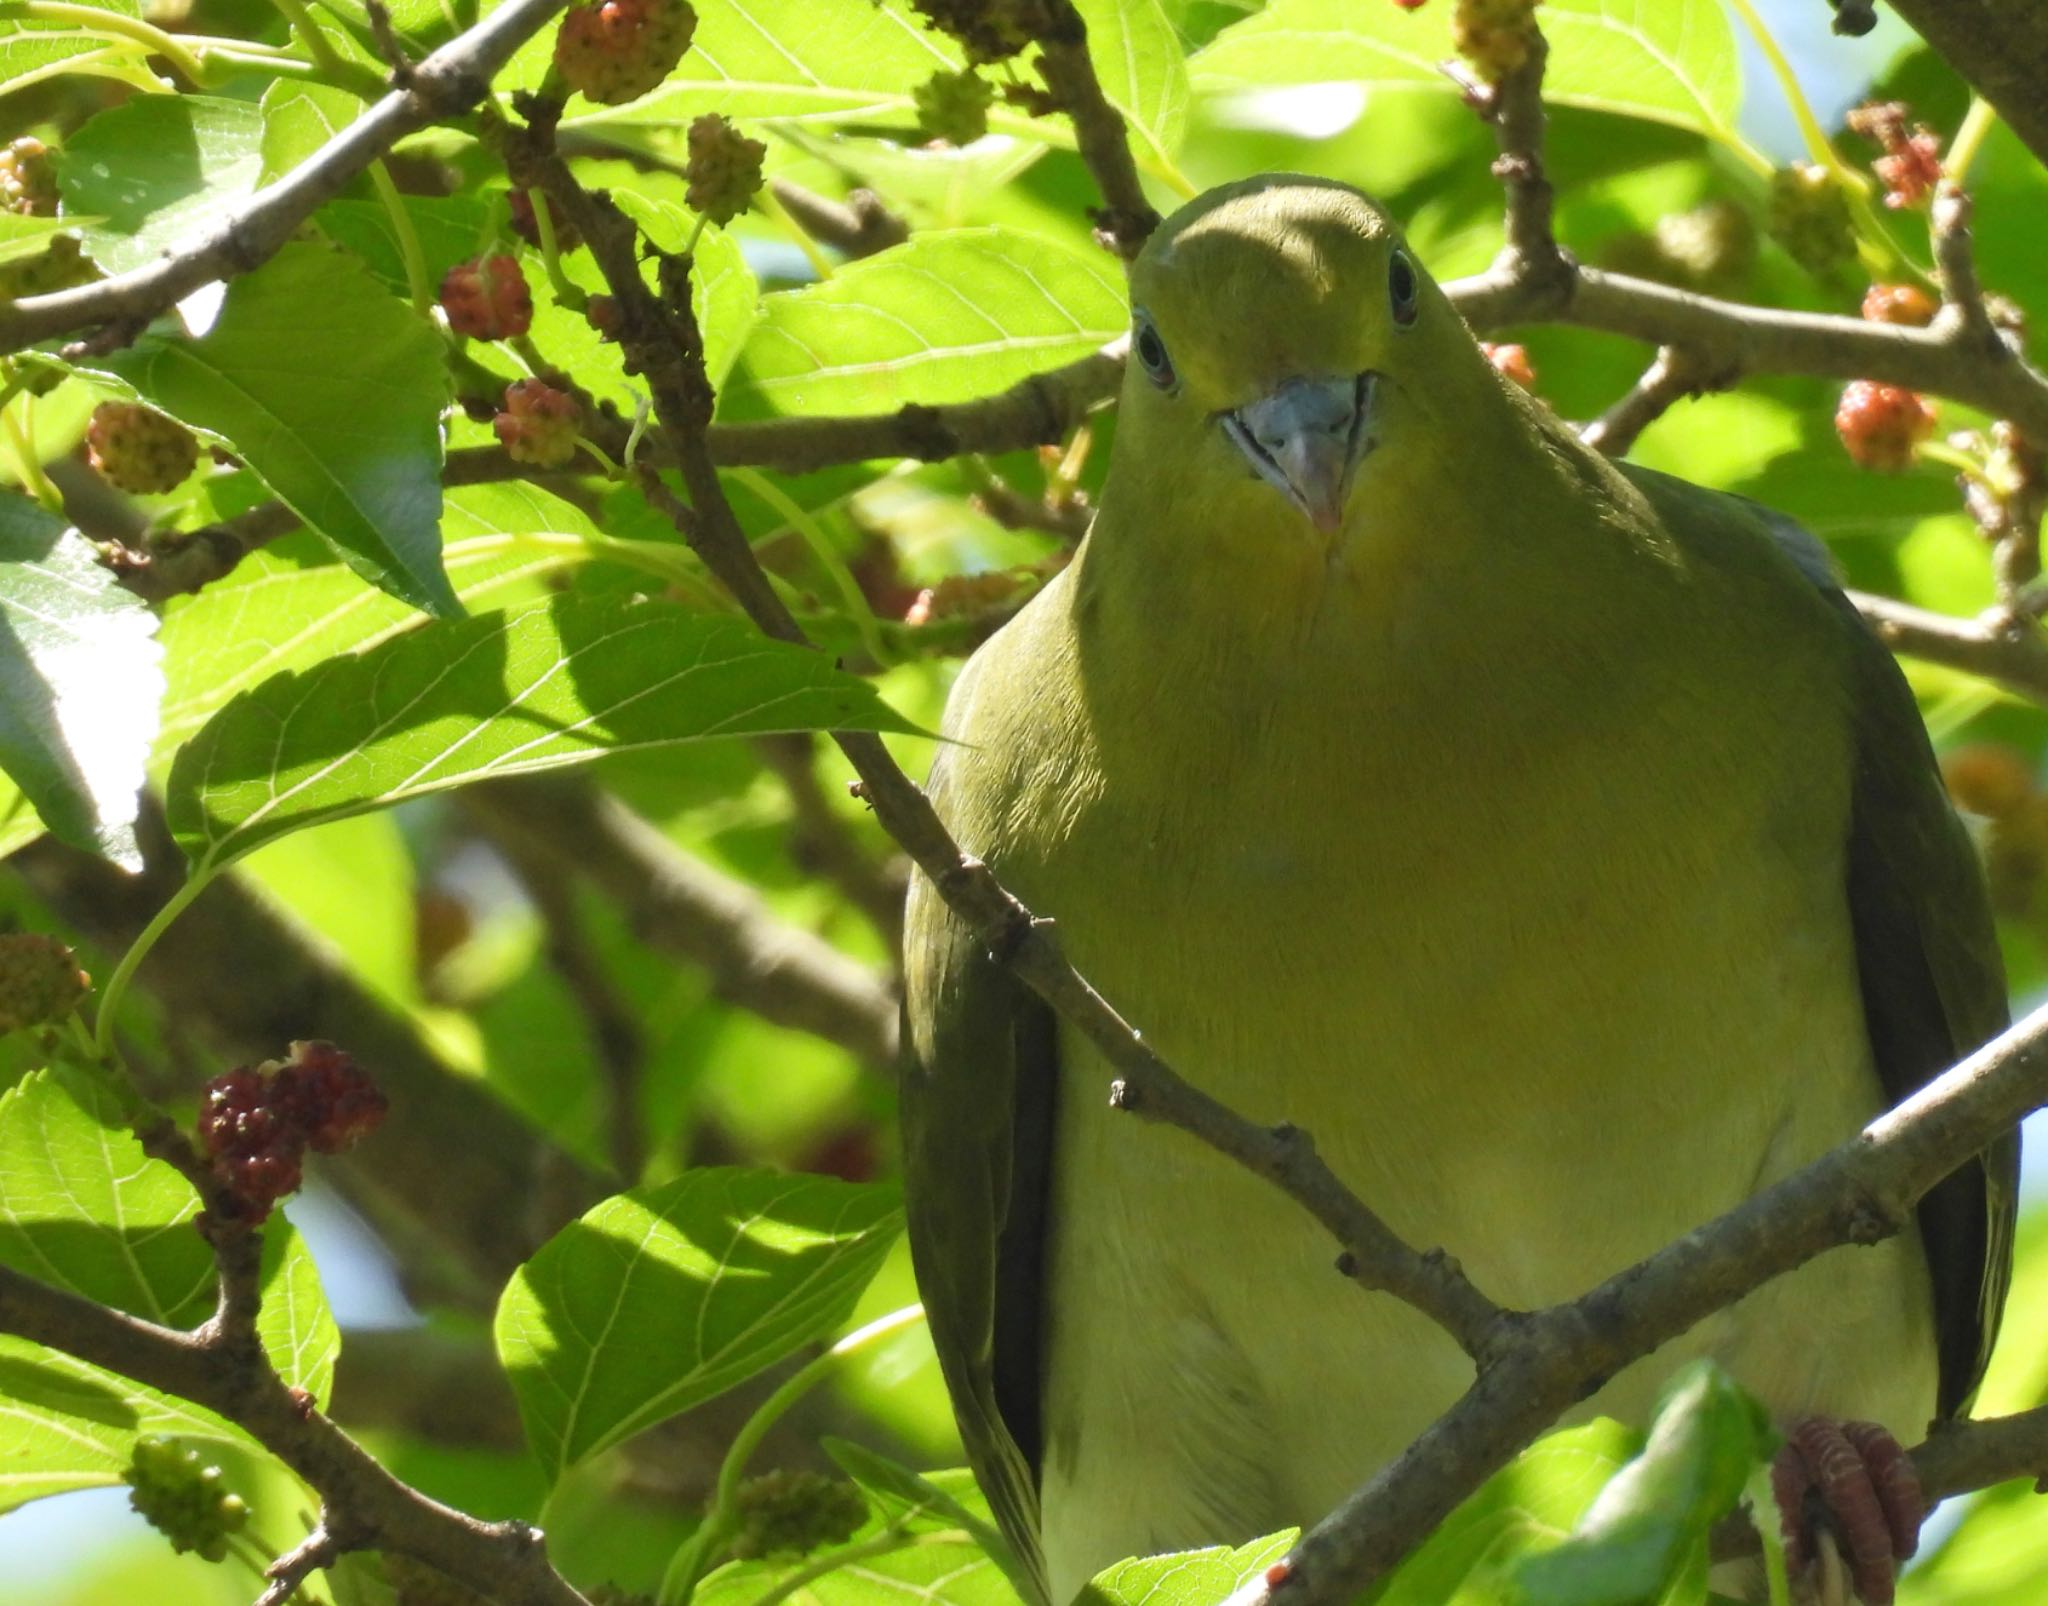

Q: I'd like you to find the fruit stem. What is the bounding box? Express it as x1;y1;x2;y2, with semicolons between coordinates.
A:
368;159;434;316
657;1305;927;1606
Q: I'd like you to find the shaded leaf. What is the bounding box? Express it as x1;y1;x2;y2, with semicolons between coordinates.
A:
91;242;456;618
0;494;162;868
59;96;265;276
165;590;919;876
494;1167;902;1482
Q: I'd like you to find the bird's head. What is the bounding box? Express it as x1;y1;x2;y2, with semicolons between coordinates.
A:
1116;176;1496;549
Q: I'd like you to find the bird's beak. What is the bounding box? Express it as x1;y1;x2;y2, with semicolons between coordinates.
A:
1221;373;1376;535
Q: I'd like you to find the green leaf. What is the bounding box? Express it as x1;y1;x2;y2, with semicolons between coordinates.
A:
59;96;265;276
259;79;363;181
0;213;86;269
694;1470;1011;1606
0;493;162;869
564;0;956;130
1189;0;1742;143
1374;1420;1641;1604
1083;1531;1297;1606
1514;1364;1769;1606
721;227;1126;420
91;242;456;618
823;1440;1009;1554
0;1336;247;1514
494;1167;902;1483
165;591;920;876
153;483;602;765
0;1066;339;1397
1076;0;1191;168
0;30;169;101
317;194;491;300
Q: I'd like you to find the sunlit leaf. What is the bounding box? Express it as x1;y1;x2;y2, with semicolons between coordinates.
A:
0;1066;338;1397
1082;1530;1297;1606
153;484;603;764
0;495;161;869
165;592;920;875
1190;0;1742;143
721;227;1126;419
494;1168;902;1481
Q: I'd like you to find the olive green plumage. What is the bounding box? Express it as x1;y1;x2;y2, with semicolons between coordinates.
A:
900;177;2016;1604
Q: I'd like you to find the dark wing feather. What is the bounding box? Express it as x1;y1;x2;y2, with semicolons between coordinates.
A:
1755;495;2019;1415
901;751;1058;1603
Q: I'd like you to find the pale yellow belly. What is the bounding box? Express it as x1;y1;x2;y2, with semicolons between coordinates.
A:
1024;745;1935;1602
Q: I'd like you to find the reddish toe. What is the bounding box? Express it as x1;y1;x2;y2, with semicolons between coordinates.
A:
1771;1418;1925;1605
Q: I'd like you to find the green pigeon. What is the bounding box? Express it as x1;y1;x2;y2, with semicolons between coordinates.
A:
900;176;2017;1606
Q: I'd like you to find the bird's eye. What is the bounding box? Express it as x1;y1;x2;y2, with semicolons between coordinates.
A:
1133;315;1176;390
1388;250;1419;327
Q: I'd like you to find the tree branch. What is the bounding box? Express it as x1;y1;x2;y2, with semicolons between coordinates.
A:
463;777;901;1071
0;1262;590;1606
1849;589;2048;703
768;179;909;260
0;0;569;355
1245;993;2048;1606
1578;347;1720;457
1032;3;1161;260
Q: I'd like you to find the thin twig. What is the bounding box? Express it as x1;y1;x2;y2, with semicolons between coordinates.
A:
1850;590;2048;702
1578;347;1718;457
0;0;570;355
1476;36;1573;310
256;1521;346;1606
1031;2;1161;260
768;179;910;260
1931;183;2001;351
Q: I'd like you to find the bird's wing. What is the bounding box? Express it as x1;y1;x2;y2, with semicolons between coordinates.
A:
901;739;1058;1603
1635;465;2018;1415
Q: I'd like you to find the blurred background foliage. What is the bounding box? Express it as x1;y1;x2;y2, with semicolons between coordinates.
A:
3;0;2048;1602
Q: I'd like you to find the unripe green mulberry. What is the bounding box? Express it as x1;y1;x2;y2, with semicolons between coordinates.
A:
915;68;994;145
730;1469;868;1560
0;137;57;217
1767;163;1856;280
685;114;767;226
0;933;88;1034
125;1436;250;1563
87;402;200;495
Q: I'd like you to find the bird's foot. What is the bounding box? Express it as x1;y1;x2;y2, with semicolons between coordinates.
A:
1770;1418;1923;1605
